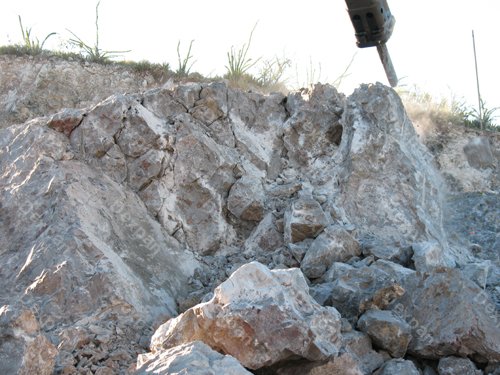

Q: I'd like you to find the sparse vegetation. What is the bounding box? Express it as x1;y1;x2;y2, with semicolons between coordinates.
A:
257;56;291;88
224;23;261;82
10;16;57;55
175;40;195;77
400;87;498;132
67;1;129;63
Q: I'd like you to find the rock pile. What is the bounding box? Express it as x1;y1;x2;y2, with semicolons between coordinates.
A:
0;55;498;374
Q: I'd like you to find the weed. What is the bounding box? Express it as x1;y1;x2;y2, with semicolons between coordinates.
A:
257;56;291;87
175;40;195;76
17;15;56;55
67;1;130;63
225;23;260;81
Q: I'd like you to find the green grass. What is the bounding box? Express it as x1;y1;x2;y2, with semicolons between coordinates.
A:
224;23;261;82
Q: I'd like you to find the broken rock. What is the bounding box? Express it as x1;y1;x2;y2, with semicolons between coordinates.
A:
357;309;412;358
284;196;330;244
136;341;251;375
150;262;343;370
437;356;482;375
301;224;361;279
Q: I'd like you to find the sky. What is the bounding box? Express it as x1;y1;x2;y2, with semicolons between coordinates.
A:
1;0;499;114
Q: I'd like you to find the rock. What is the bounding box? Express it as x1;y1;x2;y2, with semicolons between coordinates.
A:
284;196;330;244
325;260;411;323
438;356;482;375
301;225;361;279
275;352;365;375
0;306;58;375
227;175;266;221
136;341;252;375
357;309;412;358
0;117;198;332
462;260;492;289
374;358;421;375
337;83;447;254
464;136;496;169
150;262;343;370
411;241;454;272
127;149;166;191
243;213;284;253
391;268;500;362
282;84;345;170
343;330;386;374
320;262;355;283
361;237;412;266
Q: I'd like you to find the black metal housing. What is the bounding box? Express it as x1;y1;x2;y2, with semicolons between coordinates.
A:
345;0;395;48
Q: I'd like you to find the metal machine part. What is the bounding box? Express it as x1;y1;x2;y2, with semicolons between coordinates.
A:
345;0;398;87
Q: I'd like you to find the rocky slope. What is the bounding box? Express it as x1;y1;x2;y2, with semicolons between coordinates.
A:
0;54;498;375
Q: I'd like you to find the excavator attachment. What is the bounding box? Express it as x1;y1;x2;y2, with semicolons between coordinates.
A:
345;0;398;87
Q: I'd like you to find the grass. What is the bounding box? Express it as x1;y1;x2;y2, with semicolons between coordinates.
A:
399;87;498;132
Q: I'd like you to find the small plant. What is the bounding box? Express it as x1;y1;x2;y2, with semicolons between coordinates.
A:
17;15;56;55
225;23;261;81
67;1;129;63
175;40;195;76
257;56;291;87
332;53;356;89
467;99;499;130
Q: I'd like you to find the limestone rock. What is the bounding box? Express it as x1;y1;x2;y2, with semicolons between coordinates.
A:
374;358;421;375
0;306;58;375
227;175;265;221
325;260;413;323
275;353;365;375
337;83;447;253
391;268;500;362
0;118;198;333
343;330;386;374
301;225;361;279
464;136;496;169
136;341;251;375
438;356;482;375
357;309;412;358
150;262;343;370
284;196;330;244
243;213;284;253
411;241;454;272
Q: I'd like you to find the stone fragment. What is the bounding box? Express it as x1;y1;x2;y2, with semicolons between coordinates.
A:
392;268;500;361
284;196;330;244
411;241;454;272
243;213;284;253
47;108;85;137
275;352;364;375
357;309;412;358
150;262;343;370
128;149;166;191
227;175;265;221
462;260;492;289
464;136;496;169
438;356;482;375
301;225;361;279
343;330;386;374
0;306;58;375
374;358;421;375
136;341;251;375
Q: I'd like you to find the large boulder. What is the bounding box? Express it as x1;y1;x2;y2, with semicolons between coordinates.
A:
336;83;447;254
391;268;500;362
149;262;343;370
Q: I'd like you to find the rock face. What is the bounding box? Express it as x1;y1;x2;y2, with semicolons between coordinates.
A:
1;55;499;374
149;262;343;370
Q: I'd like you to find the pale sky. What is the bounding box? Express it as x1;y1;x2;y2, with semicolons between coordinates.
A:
1;0;499;115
